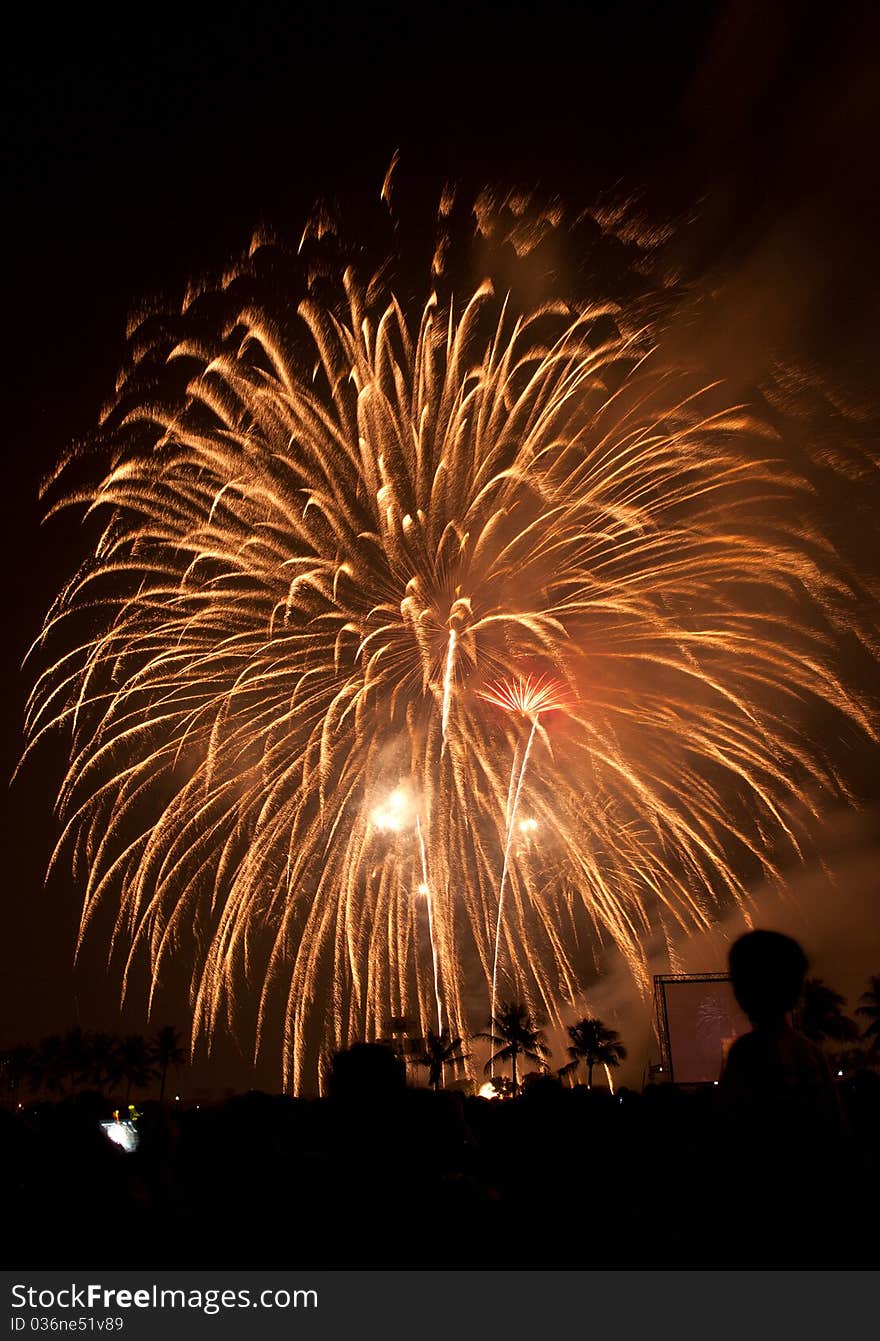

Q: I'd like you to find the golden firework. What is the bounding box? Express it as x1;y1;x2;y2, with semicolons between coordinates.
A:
24;193;876;1092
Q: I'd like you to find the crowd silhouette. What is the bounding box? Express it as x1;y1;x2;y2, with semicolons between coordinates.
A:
1;944;878;1270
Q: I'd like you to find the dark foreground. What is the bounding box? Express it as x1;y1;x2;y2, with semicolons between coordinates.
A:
3;1071;878;1270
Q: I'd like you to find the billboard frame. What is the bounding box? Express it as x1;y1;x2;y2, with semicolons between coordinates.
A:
653;971;736;1085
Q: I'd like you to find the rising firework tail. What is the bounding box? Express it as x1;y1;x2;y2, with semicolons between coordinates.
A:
23;183;878;1092
478;674;566;1059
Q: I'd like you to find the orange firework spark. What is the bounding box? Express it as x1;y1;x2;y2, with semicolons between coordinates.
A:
22;186;877;1093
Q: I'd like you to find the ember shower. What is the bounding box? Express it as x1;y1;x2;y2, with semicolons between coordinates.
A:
24;185;876;1091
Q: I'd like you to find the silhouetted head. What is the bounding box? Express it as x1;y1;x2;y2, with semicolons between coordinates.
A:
728;929;808;1027
521;1073;564;1103
328;1042;407;1101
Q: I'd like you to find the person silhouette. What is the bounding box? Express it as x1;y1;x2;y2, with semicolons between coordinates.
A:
718;929;847;1264
721;930;843;1133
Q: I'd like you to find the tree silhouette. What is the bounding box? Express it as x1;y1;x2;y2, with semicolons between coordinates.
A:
478;1002;550;1094
560;1017;627;1088
827;1043;869;1078
151;1025;187;1102
35;1036;70;1096
61;1028;94;1088
417;1029;469;1090
856;973;880;1062
799;978;858;1045
88;1033;124;1094
117;1035;156;1103
0;1044;35;1106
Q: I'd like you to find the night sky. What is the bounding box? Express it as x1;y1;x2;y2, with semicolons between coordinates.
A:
3;1;879;1094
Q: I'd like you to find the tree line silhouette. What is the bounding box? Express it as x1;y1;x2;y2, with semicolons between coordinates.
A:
3;974;877;1103
404;973;880;1095
396;1004;627;1096
0;1025;186;1105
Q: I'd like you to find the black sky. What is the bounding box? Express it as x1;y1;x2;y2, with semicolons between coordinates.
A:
3;1;879;1090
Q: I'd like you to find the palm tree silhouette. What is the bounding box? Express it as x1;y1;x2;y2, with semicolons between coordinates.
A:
0;1044;35;1106
799;978;858;1045
89;1033;124;1094
560;1016;627;1088
61;1027;93;1089
118;1035;156;1104
856;974;880;1061
478;1002;550;1094
417;1029;469;1090
152;1025;187;1102
35;1035;70;1096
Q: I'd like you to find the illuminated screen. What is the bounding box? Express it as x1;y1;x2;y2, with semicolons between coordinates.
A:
659;977;750;1083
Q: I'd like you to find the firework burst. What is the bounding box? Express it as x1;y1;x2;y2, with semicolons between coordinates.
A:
477;674;566;718
23;189;876;1091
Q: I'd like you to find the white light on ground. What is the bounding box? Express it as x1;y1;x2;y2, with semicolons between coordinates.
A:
100;1120;139;1153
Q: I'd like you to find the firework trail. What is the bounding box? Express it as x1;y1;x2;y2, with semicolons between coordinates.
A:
369;787;442;1034
23;186;877;1091
415;814;443;1035
478;675;564;1059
